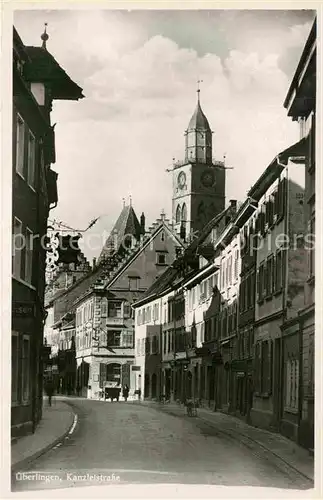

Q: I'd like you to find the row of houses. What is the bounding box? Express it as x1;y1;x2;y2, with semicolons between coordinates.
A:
43;18;315;451
133;20;316;450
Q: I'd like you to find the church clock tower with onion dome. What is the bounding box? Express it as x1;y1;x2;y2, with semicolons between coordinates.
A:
172;83;226;239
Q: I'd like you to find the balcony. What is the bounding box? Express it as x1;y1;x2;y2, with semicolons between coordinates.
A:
172;158;225;169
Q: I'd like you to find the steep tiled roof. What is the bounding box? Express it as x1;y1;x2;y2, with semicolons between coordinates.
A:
99;205;142;263
24;46;84;100
134;206;234;305
187;100;211;130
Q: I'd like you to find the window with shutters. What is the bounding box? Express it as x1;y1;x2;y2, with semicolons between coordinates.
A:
277;178;287;221
275;250;284;292
272;255;276;294
234;249;239;280
266;256;274;298
273;190;279;222
257;262;265;302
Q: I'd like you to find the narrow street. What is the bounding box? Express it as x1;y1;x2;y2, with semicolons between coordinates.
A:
12;398;313;491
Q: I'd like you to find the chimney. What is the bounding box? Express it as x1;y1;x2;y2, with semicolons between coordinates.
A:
92;257;96;269
140;212;145;234
230;199;237;210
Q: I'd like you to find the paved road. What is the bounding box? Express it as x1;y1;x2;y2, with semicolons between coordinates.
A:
11;399;312;491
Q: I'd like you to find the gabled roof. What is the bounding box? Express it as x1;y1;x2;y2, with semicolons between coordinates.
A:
23;46;84;100
99;205;142;263
104;221;184;290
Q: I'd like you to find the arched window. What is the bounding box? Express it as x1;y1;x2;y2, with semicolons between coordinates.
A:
176;205;181;223
181;203;187;222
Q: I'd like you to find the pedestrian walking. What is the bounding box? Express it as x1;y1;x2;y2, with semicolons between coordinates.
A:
138;388;141;401
122;384;129;402
45;377;55;407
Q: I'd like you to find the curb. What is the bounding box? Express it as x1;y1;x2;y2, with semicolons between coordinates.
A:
11;402;77;474
143;401;314;485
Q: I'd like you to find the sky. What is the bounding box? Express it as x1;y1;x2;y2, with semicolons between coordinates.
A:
14;8;316;262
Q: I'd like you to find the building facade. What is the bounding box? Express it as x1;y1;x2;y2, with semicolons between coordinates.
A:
45;206;185;399
12;27;83;437
283;18;316;450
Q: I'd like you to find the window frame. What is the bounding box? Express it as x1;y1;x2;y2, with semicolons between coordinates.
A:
27;130;36;190
16;114;25;178
156;251;167;266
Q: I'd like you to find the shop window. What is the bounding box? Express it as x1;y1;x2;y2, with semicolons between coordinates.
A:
106;363;121;383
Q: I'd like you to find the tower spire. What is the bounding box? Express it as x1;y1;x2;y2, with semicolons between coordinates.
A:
197;79;203;103
41;22;49;49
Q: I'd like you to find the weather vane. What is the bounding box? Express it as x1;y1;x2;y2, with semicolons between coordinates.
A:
197;79;203;101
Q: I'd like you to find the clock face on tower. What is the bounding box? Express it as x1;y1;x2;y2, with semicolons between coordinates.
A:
201;169;215;188
178;171;186;188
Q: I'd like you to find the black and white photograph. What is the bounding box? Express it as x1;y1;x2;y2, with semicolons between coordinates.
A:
3;3;319;497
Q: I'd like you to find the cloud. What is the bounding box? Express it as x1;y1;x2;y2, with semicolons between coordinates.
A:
13;10;311;262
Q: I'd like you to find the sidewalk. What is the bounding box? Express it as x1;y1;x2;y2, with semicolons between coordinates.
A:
137;400;314;483
11;399;76;473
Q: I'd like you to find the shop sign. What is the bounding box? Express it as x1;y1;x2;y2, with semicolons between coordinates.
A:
13;302;35;318
236;371;245;378
131;366;141;371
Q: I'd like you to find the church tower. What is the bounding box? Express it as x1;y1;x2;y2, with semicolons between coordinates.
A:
172;86;226;239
